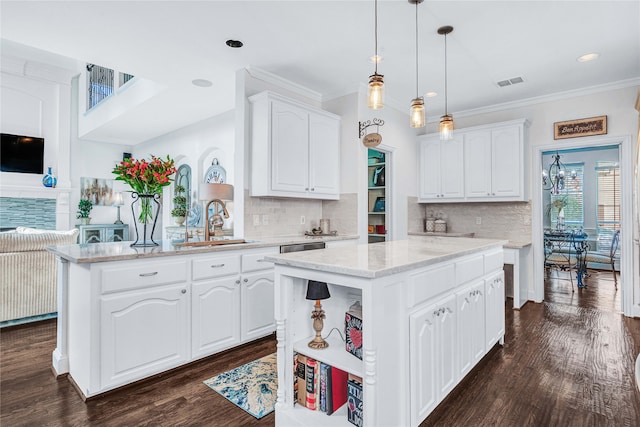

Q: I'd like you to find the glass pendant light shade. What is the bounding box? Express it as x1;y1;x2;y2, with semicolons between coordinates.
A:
439;114;454;140
410;97;425;128
368;73;384;109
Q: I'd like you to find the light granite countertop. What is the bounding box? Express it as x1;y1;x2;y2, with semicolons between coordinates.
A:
46;234;359;264
264;236;508;279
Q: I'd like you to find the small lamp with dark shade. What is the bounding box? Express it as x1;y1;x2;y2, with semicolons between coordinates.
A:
306;280;331;349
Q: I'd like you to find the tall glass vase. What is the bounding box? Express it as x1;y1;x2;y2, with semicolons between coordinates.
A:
130;193;161;247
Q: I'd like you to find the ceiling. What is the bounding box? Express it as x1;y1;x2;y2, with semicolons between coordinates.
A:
1;0;639;144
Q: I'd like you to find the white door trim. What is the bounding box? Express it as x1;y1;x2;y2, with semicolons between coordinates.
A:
532;134;637;317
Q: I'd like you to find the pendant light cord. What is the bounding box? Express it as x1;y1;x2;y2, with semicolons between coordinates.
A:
415;0;419;98
374;0;379;75
444;31;448;115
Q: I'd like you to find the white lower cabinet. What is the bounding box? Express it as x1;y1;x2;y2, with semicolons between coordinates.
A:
456;280;486;379
410;293;457;426
241;270;275;341
192;277;241;359
67;246;278;398
100;283;190;390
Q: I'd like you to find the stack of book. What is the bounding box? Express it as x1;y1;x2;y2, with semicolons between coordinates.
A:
294;353;349;415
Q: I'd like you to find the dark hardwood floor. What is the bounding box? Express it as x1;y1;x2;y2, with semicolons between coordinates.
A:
2;270;639;426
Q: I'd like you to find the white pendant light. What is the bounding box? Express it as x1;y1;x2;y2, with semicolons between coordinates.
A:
438;25;454;140
368;0;384;109
409;0;425;128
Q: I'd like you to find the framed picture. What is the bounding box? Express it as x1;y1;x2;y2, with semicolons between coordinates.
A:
373;196;385;212
80;177;115;206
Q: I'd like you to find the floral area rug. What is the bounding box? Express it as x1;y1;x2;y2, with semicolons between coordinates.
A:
203;353;277;419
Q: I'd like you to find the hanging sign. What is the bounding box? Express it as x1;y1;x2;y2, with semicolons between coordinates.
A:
554;115;607;140
362;132;382;147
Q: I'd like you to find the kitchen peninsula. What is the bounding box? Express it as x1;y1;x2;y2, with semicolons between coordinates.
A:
47;235;356;399
265;236;507;427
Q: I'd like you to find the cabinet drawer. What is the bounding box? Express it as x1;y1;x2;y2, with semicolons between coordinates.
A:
455;255;484;285
408;264;455;307
193;254;241;281
242;248;278;273
484;249;504;273
101;259;188;294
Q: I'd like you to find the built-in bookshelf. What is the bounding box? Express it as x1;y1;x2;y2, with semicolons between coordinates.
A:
367;148;387;244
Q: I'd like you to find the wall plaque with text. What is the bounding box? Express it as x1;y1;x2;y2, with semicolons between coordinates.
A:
554;115;607;140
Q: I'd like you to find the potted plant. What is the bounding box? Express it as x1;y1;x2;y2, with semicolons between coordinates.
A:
171;184;187;226
76;199;93;225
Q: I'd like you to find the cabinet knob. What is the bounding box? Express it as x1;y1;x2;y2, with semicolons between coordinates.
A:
305;187;309;191
243;278;248;283
492;193;495;196
310;188;315;191
181;289;186;294
210;264;225;268
235;280;241;285
487;193;491;196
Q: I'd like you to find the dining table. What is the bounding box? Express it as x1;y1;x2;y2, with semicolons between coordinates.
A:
544;228;589;288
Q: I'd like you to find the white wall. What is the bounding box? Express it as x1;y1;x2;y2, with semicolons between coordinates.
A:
134;110;236;237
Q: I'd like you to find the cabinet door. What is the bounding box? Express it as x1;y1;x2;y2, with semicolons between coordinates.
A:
82;227;103;243
100;283;189;389
192;277;241;359
270;100;309;194
241;271;275;342
410;302;439;426
308;113;340;199
417;137;442;200
464;130;492;198
440;135;465;199
485;271;505;349
106;226;128;242
491;126;521;198
457;280;486;379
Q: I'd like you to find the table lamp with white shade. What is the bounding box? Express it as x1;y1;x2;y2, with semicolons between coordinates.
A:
112;192;124;224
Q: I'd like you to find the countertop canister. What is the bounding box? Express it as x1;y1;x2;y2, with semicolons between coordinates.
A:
434;219;447;233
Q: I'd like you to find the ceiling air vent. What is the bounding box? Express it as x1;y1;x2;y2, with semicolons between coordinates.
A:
497;76;525;87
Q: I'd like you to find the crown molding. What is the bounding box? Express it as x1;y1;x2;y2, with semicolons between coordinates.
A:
448;78;640;121
245;66;322;102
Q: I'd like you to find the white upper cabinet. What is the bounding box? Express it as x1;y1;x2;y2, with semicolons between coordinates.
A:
417;134;465;202
250;91;340;200
418;118;528;204
465;120;527;201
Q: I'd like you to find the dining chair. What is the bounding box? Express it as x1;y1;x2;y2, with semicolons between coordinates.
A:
584;229;620;288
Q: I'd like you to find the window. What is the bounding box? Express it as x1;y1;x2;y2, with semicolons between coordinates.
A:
86;64;114;110
596;162;620;250
550;163;584;229
86;64;135;111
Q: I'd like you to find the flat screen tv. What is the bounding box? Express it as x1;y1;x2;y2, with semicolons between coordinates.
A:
0;133;45;174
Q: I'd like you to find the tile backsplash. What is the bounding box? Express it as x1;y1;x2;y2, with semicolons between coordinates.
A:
243;191;358;238
412;201;532;243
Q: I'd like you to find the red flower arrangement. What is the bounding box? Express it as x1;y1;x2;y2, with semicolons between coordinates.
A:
112;155;176;223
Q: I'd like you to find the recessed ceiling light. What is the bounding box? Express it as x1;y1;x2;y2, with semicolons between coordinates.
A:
577;53;599;62
369;55;383;64
424;92;437;98
192;79;212;87
226;39;243;48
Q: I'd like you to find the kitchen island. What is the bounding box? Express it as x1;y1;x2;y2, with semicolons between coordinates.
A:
47;234;356;399
265;236;507;427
